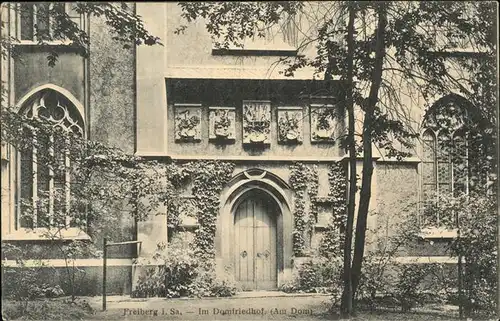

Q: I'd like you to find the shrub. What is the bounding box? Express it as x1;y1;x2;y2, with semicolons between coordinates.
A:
1;266;48;300
355;252;398;310
1;298;94;321
394;264;435;312
354;213;456;312
205;270;238;297
443;194;497;315
132;266;166;298
355;256;450;311
353;193;496;315
131;241;236;298
39;284;66;298
286;257;343;297
1;243;58;315
185;268;237;298
132;242;199;298
357;258;451;312
278;279;299;293
296;260;322;291
418;193;497;315
355;213;423;310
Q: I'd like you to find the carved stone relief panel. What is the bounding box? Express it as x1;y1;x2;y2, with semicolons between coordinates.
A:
242;100;271;145
209;107;236;142
277;106;303;144
310;104;337;143
174;103;202;142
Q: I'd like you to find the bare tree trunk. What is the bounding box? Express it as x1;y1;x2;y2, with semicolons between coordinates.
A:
351;3;387;301
340;3;356;318
494;6;500;320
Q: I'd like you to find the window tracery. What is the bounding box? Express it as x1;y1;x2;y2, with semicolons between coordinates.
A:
421;100;469;226
18;89;84;229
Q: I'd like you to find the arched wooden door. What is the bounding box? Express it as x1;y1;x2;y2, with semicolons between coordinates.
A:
233;191;277;290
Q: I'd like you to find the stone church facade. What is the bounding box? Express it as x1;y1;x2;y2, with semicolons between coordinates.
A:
1;3;483;294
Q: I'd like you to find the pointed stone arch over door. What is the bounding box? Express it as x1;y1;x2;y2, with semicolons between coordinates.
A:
233;189;278;290
216;169;294;289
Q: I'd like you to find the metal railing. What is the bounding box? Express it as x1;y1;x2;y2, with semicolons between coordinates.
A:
102;237;142;311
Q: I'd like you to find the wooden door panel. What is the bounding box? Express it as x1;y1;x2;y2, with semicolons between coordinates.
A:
258;199;277;288
269;218;277;283
253;200;268;288
234;195;277;290
234;199;254;290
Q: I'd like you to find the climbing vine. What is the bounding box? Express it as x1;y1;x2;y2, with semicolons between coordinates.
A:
190;160;235;261
164;163;194;232
165;159;345;261
307;166;319;243
164;160;235;263
289;162;319;256
319;161;348;258
132;160;236;298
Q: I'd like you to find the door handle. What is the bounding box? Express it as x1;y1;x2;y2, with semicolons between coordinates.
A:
256;250;270;259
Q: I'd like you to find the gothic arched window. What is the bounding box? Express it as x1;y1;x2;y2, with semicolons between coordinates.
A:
421;97;470;226
18;89;84;229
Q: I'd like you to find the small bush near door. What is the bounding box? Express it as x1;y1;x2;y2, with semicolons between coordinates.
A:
279;257;343;297
131;241;237;298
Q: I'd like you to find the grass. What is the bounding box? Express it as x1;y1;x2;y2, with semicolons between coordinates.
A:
1;298;95;320
326;310;494;321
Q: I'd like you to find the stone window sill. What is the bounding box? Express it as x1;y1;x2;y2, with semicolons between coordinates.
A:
3;227;91;241
418;227;458;239
16;40;73;46
211;41;298;56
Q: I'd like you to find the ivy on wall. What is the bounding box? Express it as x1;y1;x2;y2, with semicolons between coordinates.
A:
166;160;346;261
190;161;235;261
319;162;348;258
164;160;235;263
307;166;319;240
132;160;236;298
164;163;194;232
289;161;347;258
289;162;319;256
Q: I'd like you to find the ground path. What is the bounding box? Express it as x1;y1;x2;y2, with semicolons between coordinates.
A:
85;292;329;321
83;291;465;321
